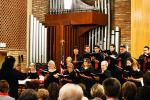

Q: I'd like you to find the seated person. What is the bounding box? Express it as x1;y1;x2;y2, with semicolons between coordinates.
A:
135;71;150;100
0;80;15;100
102;78;121;100
18;89;38;100
44;60;59;88
90;83;105;100
122;81;137;100
58;83;83;100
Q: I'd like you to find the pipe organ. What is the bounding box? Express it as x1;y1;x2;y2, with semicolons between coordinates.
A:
29;15;47;64
29;0;120;65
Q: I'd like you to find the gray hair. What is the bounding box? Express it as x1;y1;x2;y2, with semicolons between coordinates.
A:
58;83;83;100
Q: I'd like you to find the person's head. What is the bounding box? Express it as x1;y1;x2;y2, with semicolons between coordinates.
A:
67;63;74;73
19;89;38;100
90;83;104;99
84;45;90;53
48;82;60;100
73;47;79;55
58;83;83;100
15;63;21;71
0;80;9;93
131;58;140;71
143;71;150;86
126;58;134;67
37;88;49;100
30;63;36;72
101;61;108;72
26;80;39;91
103;78;121;99
66;57;72;63
122;81;137;100
143;46;149;55
120;44;127;54
109;44;116;52
94;45;101;53
48;60;56;70
83;58;91;68
1;56;16;70
132;63;140;71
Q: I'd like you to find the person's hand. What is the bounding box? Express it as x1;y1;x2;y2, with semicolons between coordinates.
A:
80;73;86;77
53;74;59;78
127;76;134;81
95;59;99;63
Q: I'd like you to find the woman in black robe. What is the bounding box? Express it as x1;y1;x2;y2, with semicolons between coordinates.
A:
60;63;78;84
44;60;59;88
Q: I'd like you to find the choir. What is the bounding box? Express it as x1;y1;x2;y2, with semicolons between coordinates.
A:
0;44;150;99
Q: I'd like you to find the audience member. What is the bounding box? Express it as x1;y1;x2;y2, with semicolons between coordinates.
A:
135;71;150;100
0;80;15;100
48;82;60;100
58;83;83;100
90;83;105;100
37;88;49;100
103;78;121;100
19;89;38;100
122;81;137;100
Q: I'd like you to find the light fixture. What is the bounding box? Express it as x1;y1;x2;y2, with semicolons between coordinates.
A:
0;42;6;48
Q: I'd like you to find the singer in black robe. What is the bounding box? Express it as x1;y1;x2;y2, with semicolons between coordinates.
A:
117;44;131;68
61;63;78;84
79;58;94;97
44;60;59;88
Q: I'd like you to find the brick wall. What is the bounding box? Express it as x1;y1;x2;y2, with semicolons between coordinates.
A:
111;0;131;50
0;0;27;49
0;0;27;65
32;0;49;23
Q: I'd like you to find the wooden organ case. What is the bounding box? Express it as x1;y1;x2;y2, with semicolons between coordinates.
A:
45;0;108;66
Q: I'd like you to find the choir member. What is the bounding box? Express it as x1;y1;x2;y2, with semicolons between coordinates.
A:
44;60;59;88
79;58;94;97
28;63;39;79
91;45;104;71
138;46;150;72
61;57;72;70
61;63;78;84
117;44;131;68
105;44;118;65
106;44;118;57
94;61;111;84
72;47;83;69
82;45;91;60
126;59;143;87
122;58;133;79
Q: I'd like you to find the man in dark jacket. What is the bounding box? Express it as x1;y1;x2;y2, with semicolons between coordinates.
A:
138;46;150;72
117;44;131;69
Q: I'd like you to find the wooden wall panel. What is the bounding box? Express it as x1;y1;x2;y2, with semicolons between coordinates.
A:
131;0;150;58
